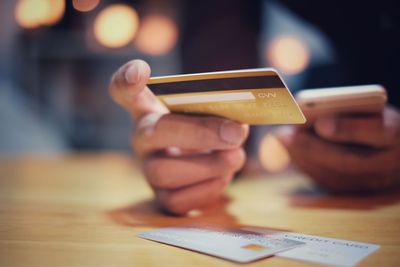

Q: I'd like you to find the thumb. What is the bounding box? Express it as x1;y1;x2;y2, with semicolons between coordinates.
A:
109;59;168;120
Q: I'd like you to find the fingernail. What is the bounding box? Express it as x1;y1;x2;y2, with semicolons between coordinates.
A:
316;117;336;136
220;121;244;145
125;64;140;85
165;146;182;157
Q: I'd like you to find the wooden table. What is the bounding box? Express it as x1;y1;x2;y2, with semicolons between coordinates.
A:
0;153;399;266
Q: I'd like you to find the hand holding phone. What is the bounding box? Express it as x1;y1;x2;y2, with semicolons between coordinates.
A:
277;84;400;193
296;85;387;123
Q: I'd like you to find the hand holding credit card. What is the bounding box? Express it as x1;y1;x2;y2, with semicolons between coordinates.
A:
109;60;254;214
109;62;306;214
148;68;306;125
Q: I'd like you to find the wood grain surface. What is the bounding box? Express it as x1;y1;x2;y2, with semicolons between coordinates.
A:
0;153;399;266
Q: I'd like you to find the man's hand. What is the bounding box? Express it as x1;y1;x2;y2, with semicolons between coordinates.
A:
277;107;400;193
109;60;249;214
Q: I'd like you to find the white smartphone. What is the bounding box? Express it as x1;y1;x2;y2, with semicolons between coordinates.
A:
295;84;387;123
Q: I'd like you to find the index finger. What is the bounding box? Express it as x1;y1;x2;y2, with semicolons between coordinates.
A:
314;109;400;148
109;59;168;120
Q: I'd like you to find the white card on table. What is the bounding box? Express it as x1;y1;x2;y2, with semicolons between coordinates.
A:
138;225;304;263
243;227;380;267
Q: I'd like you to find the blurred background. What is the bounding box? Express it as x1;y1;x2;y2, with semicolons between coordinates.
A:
0;0;398;173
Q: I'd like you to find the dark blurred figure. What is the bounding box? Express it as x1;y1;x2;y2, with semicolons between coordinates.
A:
181;0;400;107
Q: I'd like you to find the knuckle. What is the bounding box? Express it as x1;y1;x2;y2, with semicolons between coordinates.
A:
157;114;181;135
335;119;352;138
209;177;228;195
157;113;179;131
193;116;221;143
197;115;219;129
219;174;234;188
162;114;222;147
143;158;169;188
339;149;362;173
237;147;247;167
219;148;246;171
158;192;186;214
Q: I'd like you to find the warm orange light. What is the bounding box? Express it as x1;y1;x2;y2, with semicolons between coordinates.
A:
44;0;65;25
15;0;50;28
73;0;100;12
134;15;178;56
259;133;290;173
266;36;310;75
15;0;65;29
94;4;139;48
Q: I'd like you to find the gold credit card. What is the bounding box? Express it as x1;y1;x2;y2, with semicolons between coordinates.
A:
147;68;306;125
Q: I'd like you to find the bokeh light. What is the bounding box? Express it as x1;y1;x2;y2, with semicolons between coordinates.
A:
44;0;65;25
258;133;291;173
73;0;100;12
94;4;139;48
15;0;65;29
134;15;178;56
15;0;50;28
266;35;310;75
